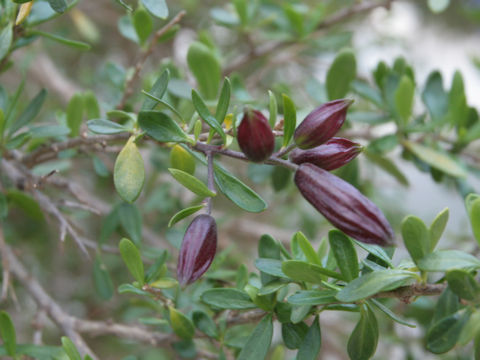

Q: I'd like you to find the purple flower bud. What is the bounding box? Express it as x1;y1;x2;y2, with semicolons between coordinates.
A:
177;214;217;285
294;163;394;246
294;99;353;149
289;137;363;171
237;109;275;162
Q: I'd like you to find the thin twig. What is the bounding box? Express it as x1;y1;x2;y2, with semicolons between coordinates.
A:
21;133;130;168
117;11;187;109
33;189;89;257
193;142;299;171
3;245;98;359
206;152;215;215
0;225;10;302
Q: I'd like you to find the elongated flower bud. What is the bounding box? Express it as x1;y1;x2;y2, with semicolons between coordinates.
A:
237;109;275;162
294;99;353;149
289;137;363;171
294;163;394;246
177;214;217;285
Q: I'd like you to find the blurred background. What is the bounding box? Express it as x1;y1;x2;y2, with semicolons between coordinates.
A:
3;0;480;359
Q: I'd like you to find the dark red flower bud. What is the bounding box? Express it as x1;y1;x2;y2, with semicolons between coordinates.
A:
294;163;394;246
294;99;353;149
237;109;275;162
177;214;217;285
289;137;363;171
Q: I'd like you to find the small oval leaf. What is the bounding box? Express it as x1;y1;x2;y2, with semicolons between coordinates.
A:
114;137;145;203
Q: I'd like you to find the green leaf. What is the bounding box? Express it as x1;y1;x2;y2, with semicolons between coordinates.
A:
336;270;416;302
352;240;393;268
418;250;480;272
0;311;16;356
139;111;193;143
468;198;480;246
394;75;414;126
168;205;205;227
282;94;296;147
258;281;287;296
297;316;321;360
368;299;416;328
47;0;67;13
426;309;470;354
144;251;168;283
61;337;81;360
191;89;226;143
268;90;278;128
187;42;221;100
282;322;308;350
117;283;149;296
429;207;449;251
328;230;358;281
170;144;196;174
114;137;145;203
326;49;356;100
118;202;142;245
433;287;460;324
142;69;170;110
215;77;231;124
201;288;256;309
93;255;114;300
350;79;383;107
255;258;289;279
119;238;144;285
403;140;466;178
258;234;281;285
422;71;448;122
66;93;84;137
294;232;321;266
0;24;13;62
28;30;90;50
213;161;267;212
133;8;153;45
364;151;409;186
6;131;30;149
142;0;168;18
192;311;218;338
446;269;480;301
87;119;130;134
233;0;248;26
347;305;378;360
0;344;65;359
282;260;344;282
169;307;194;340
237;314;273;360
83;91;100;119
8;89;47;136
150;277;177;289
168;168;216;197
6;190;43;221
287;290;338;306
401;215;430;264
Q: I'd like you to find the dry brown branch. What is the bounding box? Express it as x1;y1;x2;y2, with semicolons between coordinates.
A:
0;225;10;302
3;245;98;359
117;11;187;109
21;133;130;168
32;189;90;257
